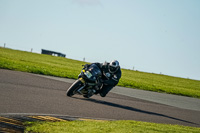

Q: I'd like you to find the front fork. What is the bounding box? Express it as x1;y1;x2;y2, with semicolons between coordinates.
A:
78;77;98;96
75;78;86;95
76;85;85;95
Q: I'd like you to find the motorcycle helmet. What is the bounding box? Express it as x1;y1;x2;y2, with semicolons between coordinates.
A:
108;60;120;73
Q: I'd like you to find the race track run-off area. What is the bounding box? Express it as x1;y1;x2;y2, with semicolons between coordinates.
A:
0;69;200;130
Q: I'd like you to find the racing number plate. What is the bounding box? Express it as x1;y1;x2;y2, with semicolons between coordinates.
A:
85;71;92;78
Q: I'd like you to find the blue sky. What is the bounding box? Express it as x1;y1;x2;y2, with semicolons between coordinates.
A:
0;0;200;80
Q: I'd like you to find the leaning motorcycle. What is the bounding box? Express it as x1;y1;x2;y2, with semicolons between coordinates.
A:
66;64;102;98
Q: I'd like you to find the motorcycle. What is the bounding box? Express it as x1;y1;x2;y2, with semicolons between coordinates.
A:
66;64;102;98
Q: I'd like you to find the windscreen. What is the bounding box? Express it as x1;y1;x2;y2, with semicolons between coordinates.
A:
88;64;102;77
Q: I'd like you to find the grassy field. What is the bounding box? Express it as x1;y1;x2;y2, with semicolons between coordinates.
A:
25;120;200;133
0;47;200;98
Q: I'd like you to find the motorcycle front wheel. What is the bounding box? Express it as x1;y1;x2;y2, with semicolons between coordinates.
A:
66;80;82;97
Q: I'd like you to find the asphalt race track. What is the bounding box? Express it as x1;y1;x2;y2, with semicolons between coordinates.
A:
0;69;200;127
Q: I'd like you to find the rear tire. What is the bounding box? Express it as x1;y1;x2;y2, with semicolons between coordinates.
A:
66;80;82;97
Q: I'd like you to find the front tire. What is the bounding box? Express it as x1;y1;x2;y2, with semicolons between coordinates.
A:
66;80;82;97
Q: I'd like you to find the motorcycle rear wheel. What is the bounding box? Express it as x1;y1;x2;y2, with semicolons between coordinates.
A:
66;80;82;97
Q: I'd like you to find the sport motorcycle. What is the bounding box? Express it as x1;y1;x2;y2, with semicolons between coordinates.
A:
66;64;102;98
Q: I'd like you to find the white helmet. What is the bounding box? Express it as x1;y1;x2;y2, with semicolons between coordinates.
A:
108;60;120;73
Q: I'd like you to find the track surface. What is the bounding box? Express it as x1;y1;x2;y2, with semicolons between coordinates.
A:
0;69;200;127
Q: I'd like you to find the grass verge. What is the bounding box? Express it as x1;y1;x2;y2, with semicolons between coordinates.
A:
25;120;200;133
0;47;200;98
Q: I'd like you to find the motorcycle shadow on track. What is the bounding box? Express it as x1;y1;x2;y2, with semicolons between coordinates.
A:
72;96;198;126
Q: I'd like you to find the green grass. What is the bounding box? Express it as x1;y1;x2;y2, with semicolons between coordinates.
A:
25;120;200;133
1;47;200;98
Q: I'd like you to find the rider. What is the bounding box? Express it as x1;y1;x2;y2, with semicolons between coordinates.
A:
84;60;122;97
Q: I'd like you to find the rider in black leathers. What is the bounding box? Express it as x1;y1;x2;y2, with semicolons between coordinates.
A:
84;60;122;97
